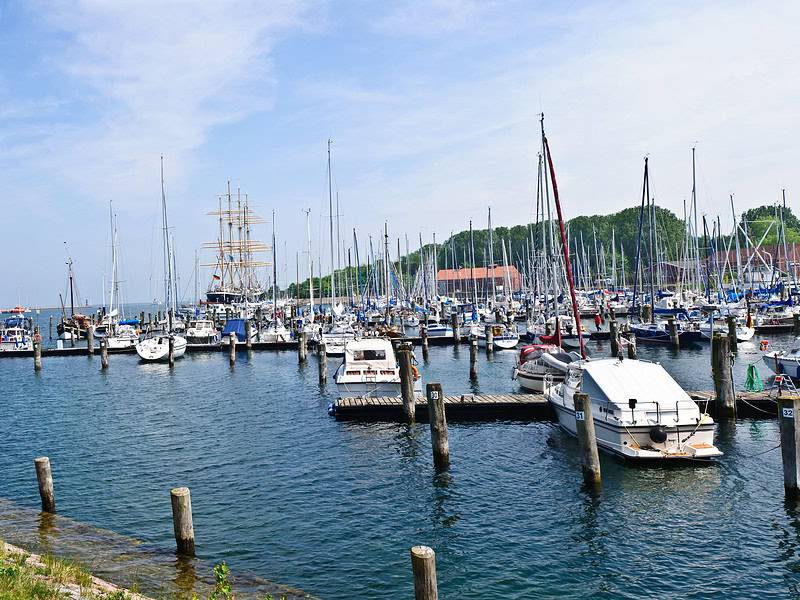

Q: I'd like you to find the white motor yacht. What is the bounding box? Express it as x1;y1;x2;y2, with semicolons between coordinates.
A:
478;324;519;349
184;319;219;346
136;332;187;362
334;338;422;398
107;324;139;349
322;320;357;357
546;358;722;460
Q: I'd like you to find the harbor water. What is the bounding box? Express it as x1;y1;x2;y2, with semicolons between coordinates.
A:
1;313;799;598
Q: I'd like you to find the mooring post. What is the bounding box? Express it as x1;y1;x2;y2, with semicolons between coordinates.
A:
780;395;800;498
426;383;449;469
608;319;619;358
170;487;196;556
727;314;738;352
794;313;800;337
397;342;416;423
140;311;145;327
100;337;109;370
450;312;460;344
485;324;494;354
318;342;328;385
298;328;307;363
642;304;652;323
229;333;237;366
48;316;53;340
420;325;429;361
469;334;478;379
33;328;42;372
626;332;637;360
667;317;680;351
168;335;175;368
34;457;56;513
711;334;735;418
410;545;438;600
86;325;94;355
572;392;601;486
245;319;252;350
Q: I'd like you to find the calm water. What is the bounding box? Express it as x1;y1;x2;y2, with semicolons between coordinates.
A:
2;312;800;598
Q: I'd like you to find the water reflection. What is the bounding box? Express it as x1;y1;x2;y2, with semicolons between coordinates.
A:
174;555;198;599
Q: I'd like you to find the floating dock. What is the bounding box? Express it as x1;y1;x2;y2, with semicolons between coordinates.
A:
332;390;784;421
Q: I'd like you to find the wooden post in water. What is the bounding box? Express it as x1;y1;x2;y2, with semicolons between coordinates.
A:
626;332;637;360
170;487;195;556
33;329;42;372
420;325;429;361
100;337;109;370
484;324;494;354
450;312;460;344
86;325;94;355
794;313;800;337
780;395;800;498
667;317;679;351
229;333;237;366
426;383;449;469
726;315;738;352
318;342;328;385
48;316;53;340
608;319;619;358
712;334;735;418
469;334;478;379
572;392;601;486
245;319;252;350
641;304;652;323
34;457;56;513
397;343;416;423
168;335;175;368
298;328;307;362
140;311;145;327
410;545;438;600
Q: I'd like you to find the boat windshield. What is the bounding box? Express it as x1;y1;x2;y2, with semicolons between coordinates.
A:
353;349;386;361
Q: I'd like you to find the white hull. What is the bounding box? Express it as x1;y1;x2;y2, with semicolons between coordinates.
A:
136;335;187;362
514;368;564;393
478;334;519;349
106;335;137;349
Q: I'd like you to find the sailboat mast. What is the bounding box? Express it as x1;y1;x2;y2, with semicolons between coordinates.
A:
305;209;315;323
272;210;278;312
327;139;336;308
488;207;496;305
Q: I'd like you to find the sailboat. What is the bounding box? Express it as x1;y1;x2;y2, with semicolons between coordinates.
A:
57;244;91;341
136;157;188;362
259;211;291;343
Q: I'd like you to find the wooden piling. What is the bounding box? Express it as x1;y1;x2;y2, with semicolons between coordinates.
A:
34;457;56;513
794;313;800;337
727;314;738;352
100;337;109;370
33;329;42;372
167;335;175;368
48;316;53;340
298;328;307;363
318;342;328;384
450;313;460;344
410;545;438;600
170;487;196;556
426;383;449;469
780;396;800;498
572;392;601;486
245;319;252;350
626;332;637;360
469;334;478;379
229;333;237;366
667;317;679;351
712;334;735;418
397;343;416;423
86;325;94;355
641;304;652;323
484;325;494;353
608;319;619;358
420;325;429;361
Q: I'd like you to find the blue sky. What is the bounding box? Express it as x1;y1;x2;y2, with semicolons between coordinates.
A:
1;0;798;306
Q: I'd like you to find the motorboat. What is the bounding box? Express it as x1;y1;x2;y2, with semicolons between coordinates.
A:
512;344;579;392
322;320;357;357
545;358;722;460
135;332;187;362
0;316;33;352
425;323;454;338
402;313;420;328
629;319;703;343
106;323;139;349
478;324;519;349
184;319;219;346
763;337;800;379
334;338;422;398
698;317;755;342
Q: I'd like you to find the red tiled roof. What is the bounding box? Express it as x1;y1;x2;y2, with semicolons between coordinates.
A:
436;266;521;282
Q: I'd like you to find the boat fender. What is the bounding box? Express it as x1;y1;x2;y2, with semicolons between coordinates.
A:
327;402;336;416
760;340;769;351
649;425;668;444
411;364;420;380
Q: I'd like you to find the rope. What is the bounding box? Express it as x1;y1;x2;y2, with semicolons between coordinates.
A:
746;443;781;458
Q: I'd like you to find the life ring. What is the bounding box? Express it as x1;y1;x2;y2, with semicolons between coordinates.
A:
760;340;769;351
411;364;420;380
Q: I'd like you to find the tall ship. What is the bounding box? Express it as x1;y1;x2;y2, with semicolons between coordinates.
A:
202;183;270;305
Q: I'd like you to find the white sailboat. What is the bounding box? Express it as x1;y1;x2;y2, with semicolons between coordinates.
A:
137;156;187;362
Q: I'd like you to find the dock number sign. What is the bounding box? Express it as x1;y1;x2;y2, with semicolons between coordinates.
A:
784;407;795;419
575;411;585;421
430;390;439;400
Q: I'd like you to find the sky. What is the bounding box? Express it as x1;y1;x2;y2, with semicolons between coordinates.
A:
1;0;798;307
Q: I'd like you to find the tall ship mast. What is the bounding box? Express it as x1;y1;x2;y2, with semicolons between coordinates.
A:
202;182;270;305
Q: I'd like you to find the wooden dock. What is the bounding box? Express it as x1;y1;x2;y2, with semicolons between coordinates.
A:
332;390;784;421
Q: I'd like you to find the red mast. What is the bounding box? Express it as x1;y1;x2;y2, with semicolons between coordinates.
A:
542;120;586;359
